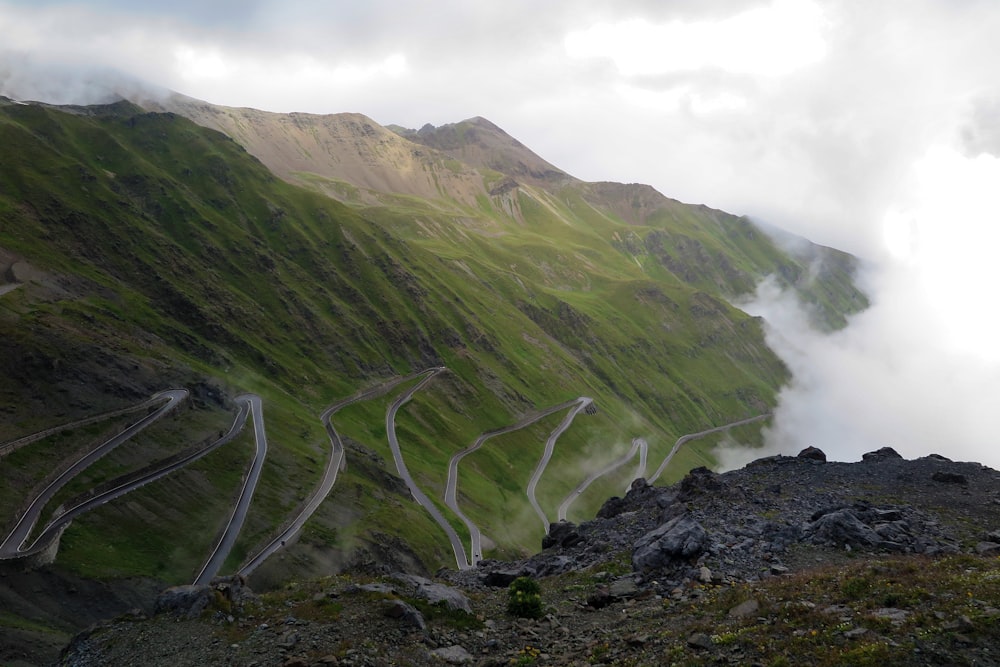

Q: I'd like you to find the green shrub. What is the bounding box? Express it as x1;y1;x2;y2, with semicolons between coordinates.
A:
507;577;544;619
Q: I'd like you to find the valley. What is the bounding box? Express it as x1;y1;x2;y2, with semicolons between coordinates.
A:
0;94;868;662
0;366;770;578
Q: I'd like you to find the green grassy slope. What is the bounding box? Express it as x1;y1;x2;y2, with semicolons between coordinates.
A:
0;100;864;586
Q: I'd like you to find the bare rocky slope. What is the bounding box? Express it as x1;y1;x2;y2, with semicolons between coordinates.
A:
138;93;492;208
57;447;1000;667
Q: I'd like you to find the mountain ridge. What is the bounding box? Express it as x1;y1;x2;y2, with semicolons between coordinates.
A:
0;94;869;664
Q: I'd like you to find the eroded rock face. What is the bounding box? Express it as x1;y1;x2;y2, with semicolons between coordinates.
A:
632;514;708;571
154;576;254;619
390;573;472;614
805;509;882;549
543;521;582;549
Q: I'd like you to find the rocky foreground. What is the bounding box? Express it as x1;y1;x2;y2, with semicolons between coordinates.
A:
59;448;1000;666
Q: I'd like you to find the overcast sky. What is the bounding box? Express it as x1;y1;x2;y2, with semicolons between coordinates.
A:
3;0;1000;466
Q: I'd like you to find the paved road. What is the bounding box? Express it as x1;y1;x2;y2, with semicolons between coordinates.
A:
444;399;588;567
383;367;472;570
525;397;593;533
11;400;251;559
647;413;772;484
0;395;161;459
0;389;188;558
238;372;429;576
556;437;648;522
194;394;266;585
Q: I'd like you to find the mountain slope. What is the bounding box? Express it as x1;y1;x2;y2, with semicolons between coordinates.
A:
0;97;866;600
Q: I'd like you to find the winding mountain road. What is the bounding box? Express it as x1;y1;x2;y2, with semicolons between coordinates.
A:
10;399;252;559
648;413;772;484
383;367;473;570
556;437;648;522
238;372;430;576
0;394;165;459
194;394;266;585
0;389;188;558
444;399;587;567
525;397;593;533
1;372;774;576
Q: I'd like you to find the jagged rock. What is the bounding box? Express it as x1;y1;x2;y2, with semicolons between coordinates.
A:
687;633;713;650
596;495;629;519
862;447;902;462
154;576;254;619
632;514;708;571
678;467;722;500
543;521;581;549
728;599;760;618
797;446;827;462
430;645;473;664
597;479;657;519
932;471;967;485
975;542;1000;556
482;570;524;588
391;574;472;614
154;585;211;619
381;599;426;631
805;509;881;548
609;578;639;598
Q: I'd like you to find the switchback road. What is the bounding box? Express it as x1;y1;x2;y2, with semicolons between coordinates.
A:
525;397;593;533
648;413;772;484
383;368;472;570
444;398;590;567
194;394;266;585
13;399;251;559
238;372;430;576
556;437;648;522
0;390;188;558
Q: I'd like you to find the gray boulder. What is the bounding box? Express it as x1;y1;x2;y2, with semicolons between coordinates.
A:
382;599;426;631
430;645;474;664
862;447;903;462
797;446;827;462
391;574;472;614
154;585;211;619
632;513;708;571
543;521;582;549
805;510;881;548
154;575;254;619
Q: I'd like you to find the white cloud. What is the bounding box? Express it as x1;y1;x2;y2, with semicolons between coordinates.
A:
718;143;1000;469
564;0;828;78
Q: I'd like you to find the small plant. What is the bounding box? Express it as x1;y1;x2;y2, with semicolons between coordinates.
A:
512;645;541;665
507;576;544;619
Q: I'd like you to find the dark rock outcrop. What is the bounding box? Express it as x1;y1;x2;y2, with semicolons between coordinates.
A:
154;576;254;619
862;447;903;462
543;521;582;549
797;446;827;462
632;513;708;571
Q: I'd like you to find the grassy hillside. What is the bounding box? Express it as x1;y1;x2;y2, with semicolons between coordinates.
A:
0;99;865;590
